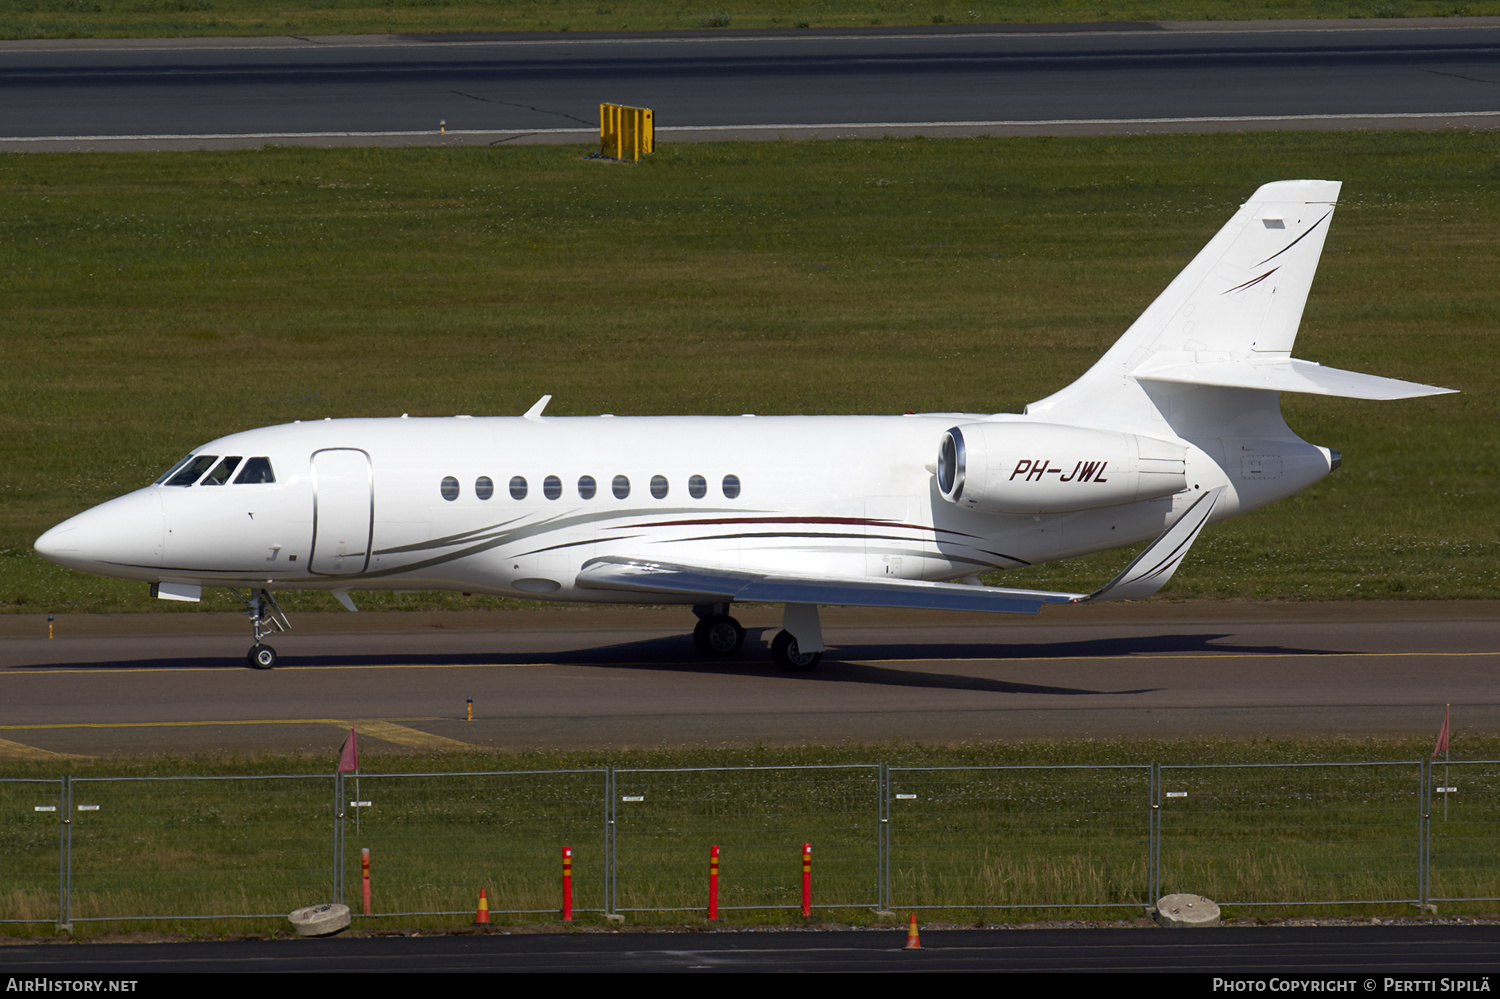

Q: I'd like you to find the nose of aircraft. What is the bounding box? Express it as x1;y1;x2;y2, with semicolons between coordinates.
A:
34;488;164;576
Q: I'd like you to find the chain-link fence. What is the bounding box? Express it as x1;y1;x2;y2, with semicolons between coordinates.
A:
887;765;1153;912
1157;763;1425;907
613;766;880;914
4;759;1495;928
342;769;608;917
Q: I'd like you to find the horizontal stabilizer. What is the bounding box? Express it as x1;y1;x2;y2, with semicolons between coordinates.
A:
1137;357;1456;400
1085;488;1222;603
577;557;1085;615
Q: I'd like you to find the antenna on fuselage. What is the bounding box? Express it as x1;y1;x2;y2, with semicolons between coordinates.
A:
523;394;552;421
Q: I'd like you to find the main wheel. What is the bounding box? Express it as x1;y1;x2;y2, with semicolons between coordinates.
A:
247;644;278;670
771;630;821;671
693;615;745;657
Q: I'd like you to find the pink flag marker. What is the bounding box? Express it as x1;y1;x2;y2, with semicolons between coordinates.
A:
338;727;359;772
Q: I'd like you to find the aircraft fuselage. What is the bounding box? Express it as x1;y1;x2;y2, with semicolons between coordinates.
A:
35;413;1331;602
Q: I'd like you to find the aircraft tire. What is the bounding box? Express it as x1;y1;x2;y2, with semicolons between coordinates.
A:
693;615;745;657
248;644;278;670
771;630;821;672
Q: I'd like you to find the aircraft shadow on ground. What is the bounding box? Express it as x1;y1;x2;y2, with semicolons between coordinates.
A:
16;629;1347;697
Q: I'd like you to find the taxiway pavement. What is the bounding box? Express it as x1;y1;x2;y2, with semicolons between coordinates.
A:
1;601;1494;757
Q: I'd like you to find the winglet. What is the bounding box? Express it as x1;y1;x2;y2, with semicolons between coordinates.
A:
523;394;552;421
1083;488;1222;603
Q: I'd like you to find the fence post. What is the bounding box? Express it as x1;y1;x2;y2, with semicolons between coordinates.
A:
878;762;889;913
59;776;71;932
332;772;344;907
1149;763;1160;905
1420;758;1430;909
605;766;616;917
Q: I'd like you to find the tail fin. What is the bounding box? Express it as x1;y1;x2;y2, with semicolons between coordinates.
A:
1025;180;1452;437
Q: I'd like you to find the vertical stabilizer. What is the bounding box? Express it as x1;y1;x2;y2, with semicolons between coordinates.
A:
1025;180;1341;434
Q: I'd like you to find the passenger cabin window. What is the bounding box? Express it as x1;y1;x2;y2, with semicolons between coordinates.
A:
612;475;630;500
440;476;459;501
688;474;707;499
164;455;219;487
650;474;669;499
543;475;562;500
234;457;276;484
509;476;528;500
201;456;242;486
475;476;494;500
722;474;741;499
578;475;597;500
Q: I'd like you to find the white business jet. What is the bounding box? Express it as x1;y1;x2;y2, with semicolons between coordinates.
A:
34;181;1454;670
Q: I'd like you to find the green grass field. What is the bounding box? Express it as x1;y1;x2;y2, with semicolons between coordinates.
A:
2;131;1495;614
3;1;1499;41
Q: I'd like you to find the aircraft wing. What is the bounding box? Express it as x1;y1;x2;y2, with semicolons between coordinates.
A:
576;556;1087;613
576;488;1223;612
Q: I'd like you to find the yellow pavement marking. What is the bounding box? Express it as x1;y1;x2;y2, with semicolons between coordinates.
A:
0;716;473;752
0;716;456;736
345;719;475;751
0;717;474;751
866;651;1500;664
0;718;349;730
1;662;550;674
0;736;84;760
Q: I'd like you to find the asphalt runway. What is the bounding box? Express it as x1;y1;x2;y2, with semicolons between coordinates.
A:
2;18;1498;151
1;601;1494;757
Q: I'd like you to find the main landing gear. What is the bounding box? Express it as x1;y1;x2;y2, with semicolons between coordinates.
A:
692;603;746;657
691;602;825;671
234;588;290;669
771;629;821;672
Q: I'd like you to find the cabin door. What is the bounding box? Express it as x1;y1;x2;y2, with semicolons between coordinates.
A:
309;448;373;576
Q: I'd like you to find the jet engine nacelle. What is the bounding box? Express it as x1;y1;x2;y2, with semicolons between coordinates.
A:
937;422;1188;514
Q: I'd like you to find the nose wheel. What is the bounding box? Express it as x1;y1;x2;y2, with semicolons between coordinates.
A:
235;588;291;670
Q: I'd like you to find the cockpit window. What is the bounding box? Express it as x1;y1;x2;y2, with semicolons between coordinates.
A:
201;456;242;486
234;457;276;484
164;454;219;487
154;454;196;485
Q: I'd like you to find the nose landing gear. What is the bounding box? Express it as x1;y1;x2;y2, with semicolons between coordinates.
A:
234;588;290;669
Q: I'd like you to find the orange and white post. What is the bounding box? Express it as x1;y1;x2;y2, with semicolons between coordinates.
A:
801;842;812;917
562;846;573;922
708;845;720;921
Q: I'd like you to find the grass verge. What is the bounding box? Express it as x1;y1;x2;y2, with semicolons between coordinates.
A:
4;2;1500;42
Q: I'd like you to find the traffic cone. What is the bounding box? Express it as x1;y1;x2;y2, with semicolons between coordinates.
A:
904;912;921;950
474;888;491;926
